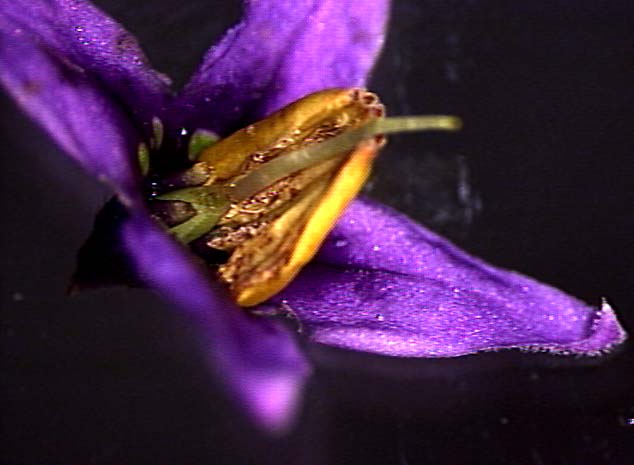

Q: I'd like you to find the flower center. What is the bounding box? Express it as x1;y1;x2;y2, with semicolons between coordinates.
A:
142;88;460;306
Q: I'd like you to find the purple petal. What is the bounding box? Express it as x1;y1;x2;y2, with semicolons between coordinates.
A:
177;0;389;134
0;0;171;126
272;198;627;357
0;24;141;202
120;211;311;433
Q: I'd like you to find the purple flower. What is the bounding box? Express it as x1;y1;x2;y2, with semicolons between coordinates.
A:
0;0;626;434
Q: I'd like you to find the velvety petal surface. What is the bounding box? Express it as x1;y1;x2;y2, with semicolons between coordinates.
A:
0;0;171;126
120;211;311;433
0;23;141;202
272;198;627;357
177;0;389;134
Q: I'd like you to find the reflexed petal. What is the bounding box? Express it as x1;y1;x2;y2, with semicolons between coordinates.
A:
0;0;171;125
178;0;389;134
272;198;627;357
0;26;141;201
120;211;311;433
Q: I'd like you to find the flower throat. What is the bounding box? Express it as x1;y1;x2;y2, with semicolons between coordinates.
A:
142;88;460;306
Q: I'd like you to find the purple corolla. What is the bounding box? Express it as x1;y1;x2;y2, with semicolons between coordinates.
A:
0;0;626;433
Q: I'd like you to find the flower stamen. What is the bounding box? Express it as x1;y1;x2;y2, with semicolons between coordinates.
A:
150;88;461;305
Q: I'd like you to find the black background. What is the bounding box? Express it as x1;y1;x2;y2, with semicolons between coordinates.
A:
2;1;634;464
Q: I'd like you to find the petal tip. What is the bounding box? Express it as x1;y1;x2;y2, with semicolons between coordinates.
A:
591;298;628;351
521;298;628;357
241;369;309;435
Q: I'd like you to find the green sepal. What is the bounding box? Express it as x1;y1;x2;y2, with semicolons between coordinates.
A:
168;202;229;243
137;143;150;177
157;186;231;243
189;129;220;161
151;117;164;150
